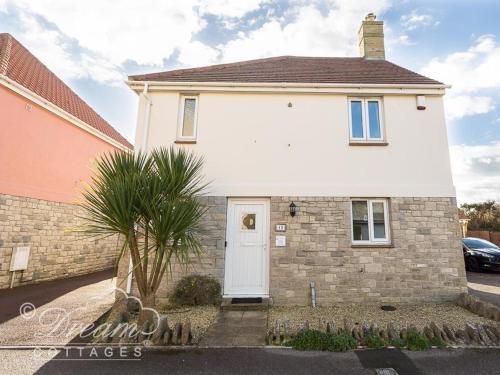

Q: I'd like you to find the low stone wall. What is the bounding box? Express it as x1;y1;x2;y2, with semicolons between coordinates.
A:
267;318;500;347
120;196;467;306
0;193;118;288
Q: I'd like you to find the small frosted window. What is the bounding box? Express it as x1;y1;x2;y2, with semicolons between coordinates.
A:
182;98;196;137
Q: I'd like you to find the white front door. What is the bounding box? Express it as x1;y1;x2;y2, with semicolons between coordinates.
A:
224;199;269;297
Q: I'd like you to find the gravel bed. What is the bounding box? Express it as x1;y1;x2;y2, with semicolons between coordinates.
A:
269;303;497;331
158;305;219;343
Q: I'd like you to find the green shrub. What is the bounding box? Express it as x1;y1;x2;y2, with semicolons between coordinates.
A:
406;328;431;351
287;330;328;351
287;330;357;352
429;335;447;349
363;333;387;349
170;275;221;306
326;330;358;352
389;337;406;348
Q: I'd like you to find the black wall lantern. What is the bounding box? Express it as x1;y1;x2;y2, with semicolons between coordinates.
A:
289;202;297;217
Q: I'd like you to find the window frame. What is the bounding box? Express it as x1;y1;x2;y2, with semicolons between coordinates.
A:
350;198;390;245
348;97;385;142
177;95;199;141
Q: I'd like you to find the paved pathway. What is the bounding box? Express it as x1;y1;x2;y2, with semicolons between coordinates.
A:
467;271;500;307
200;310;267;347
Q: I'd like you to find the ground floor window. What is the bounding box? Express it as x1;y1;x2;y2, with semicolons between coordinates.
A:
351;199;390;244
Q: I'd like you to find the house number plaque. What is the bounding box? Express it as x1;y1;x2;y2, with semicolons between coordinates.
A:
275;224;287;232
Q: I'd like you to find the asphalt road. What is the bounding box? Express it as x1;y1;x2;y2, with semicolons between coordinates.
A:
467;271;500;307
17;347;499;375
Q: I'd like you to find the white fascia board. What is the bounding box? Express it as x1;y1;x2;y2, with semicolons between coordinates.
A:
1;75;131;151
126;80;449;95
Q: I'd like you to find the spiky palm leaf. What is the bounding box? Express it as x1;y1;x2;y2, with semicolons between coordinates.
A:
77;146;207;306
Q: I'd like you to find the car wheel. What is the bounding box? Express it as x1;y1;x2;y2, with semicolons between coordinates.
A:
467;257;480;272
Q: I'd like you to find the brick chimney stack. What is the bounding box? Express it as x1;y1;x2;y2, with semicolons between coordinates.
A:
358;13;385;59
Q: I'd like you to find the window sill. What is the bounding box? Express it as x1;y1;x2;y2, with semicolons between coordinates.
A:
349;141;389;146
351;243;394;248
175;140;197;144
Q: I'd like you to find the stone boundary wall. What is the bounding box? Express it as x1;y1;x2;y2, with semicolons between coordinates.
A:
0;193;118;288
120;196;467;306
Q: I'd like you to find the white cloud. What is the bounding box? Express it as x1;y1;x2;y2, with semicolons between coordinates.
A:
199;0;267;18
450;142;500;203
178;41;220;67
219;1;391;62
13;12;122;84
445;95;495;121
421;35;500;121
11;1;206;67
2;0;394;85
1;0;277;84
395;34;413;46
400;10;437;31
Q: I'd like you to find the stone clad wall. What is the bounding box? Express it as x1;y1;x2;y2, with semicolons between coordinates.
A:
269;197;468;305
0;194;118;288
121;196;467;306
126;197;228;306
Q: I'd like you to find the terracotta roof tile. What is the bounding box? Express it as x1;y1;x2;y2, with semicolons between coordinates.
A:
0;33;132;149
129;56;442;86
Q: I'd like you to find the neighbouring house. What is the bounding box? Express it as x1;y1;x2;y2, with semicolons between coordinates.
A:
0;33;132;288
122;14;467;305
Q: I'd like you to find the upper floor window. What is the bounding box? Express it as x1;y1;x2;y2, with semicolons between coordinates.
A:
351;199;390;245
177;95;198;141
348;98;384;142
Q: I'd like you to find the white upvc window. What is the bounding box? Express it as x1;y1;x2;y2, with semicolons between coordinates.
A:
351;199;390;244
348;98;384;142
177;95;198;141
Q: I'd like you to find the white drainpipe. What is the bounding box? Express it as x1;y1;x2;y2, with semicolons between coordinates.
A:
310;281;317;308
141;83;152;152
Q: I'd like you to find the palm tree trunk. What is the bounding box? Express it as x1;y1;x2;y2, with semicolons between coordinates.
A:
137;293;156;330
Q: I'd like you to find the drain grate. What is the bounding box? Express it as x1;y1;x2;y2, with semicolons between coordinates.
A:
380;305;397;311
375;369;399;375
231;297;262;304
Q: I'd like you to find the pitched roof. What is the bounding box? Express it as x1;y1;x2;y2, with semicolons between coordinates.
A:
129;56;442;86
0;33;132;149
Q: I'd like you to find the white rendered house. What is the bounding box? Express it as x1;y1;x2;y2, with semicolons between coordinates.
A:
123;14;467;305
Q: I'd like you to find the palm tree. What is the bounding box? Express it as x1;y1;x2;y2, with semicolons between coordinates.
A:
78;147;207;324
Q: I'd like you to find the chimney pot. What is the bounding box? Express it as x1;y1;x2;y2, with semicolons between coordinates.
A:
358;13;385;60
365;13;376;21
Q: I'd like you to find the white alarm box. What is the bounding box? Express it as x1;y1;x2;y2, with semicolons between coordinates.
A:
10;246;30;271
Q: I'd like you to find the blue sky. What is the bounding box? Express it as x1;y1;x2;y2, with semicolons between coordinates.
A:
1;0;499;203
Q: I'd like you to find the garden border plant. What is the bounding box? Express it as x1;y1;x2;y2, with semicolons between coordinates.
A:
77;147;208;326
271;318;500;352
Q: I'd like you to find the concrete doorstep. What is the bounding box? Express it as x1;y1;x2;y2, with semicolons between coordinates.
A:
200;310;268;347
